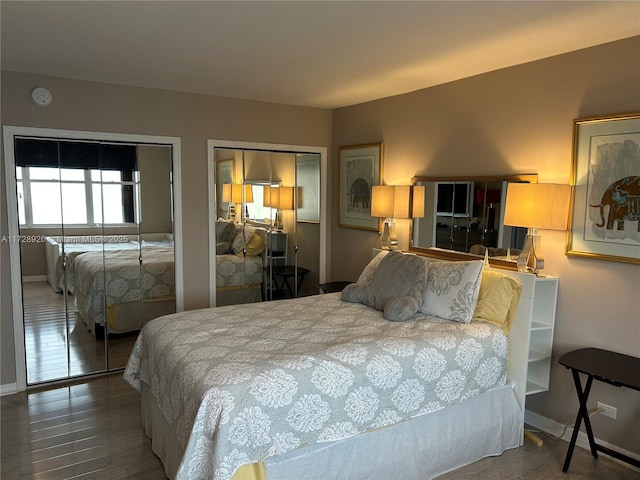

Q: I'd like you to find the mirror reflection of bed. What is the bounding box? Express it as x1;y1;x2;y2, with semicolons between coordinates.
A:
211;146;322;307
15;139;176;385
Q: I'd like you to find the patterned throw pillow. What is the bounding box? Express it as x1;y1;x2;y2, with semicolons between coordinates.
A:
231;225;256;254
420;260;483;323
215;220;236;254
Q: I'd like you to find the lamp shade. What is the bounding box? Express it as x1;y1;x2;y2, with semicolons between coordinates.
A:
371;185;395;218
278;186;294;210
411;185;425;218
371;185;414;219
503;183;571;230
222;183;232;203
224;184;253;204
263;185;274;207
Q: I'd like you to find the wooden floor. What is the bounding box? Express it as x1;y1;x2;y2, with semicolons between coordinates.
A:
23;282;137;385
1;375;637;480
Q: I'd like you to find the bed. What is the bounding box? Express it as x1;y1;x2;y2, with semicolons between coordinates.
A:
73;246;176;336
124;251;529;480
214;222;268;306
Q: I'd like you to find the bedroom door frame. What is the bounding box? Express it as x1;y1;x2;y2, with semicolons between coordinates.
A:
207;139;328;307
3;125;184;392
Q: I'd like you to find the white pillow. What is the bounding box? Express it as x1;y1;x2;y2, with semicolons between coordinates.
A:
420;260;483;323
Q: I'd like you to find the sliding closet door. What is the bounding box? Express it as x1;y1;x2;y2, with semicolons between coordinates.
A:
115;145;176;369
295;153;321;297
15;138;111;383
13;137;180;385
94;143;139;370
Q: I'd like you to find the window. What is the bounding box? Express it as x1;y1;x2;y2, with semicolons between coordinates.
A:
17;166;137;226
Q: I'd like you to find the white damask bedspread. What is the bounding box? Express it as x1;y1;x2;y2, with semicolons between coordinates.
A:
123;294;508;480
73;247;175;326
216;254;263;288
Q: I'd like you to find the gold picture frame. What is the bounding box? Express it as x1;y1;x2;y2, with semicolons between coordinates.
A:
338;143;383;230
566;112;640;264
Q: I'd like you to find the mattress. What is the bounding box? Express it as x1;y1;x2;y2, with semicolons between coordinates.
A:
124;293;509;480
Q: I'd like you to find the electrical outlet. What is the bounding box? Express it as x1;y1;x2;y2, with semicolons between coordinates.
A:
597;402;617;419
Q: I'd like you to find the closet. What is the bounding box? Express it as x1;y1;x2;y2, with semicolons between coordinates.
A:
5;128;178;387
208;141;325;307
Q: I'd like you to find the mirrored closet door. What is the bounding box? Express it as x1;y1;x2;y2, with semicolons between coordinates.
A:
209;143;322;307
9;134;176;386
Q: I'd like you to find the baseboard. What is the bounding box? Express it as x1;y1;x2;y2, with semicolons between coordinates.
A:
0;383;18;396
525;409;640;472
23;275;47;282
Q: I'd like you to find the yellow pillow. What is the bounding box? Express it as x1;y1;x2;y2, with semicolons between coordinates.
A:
237;230;266;257
472;270;522;335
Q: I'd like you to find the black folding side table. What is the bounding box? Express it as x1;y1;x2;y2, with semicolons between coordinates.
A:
268;265;310;298
558;347;640;472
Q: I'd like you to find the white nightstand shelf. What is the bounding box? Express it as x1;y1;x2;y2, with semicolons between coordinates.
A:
494;268;559;446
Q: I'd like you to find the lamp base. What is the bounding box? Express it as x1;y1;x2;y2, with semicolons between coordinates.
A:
226;204;236;222
517;229;544;274
380;220;398;250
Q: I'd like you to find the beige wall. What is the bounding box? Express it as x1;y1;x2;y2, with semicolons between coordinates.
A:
1;71;332;386
331;37;640;453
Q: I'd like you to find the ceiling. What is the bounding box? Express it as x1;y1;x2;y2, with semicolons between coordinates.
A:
2;1;639;109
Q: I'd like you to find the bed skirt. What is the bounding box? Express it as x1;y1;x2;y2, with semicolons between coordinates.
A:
215;283;262;306
77;296;175;336
140;380;522;480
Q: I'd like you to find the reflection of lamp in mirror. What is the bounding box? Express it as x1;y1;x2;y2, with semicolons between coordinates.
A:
503;183;571;274
264;185;278;226
264;185;294;230
372;185;425;250
222;184;253;222
276;186;294;231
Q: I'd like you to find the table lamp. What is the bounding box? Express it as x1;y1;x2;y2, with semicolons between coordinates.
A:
222;183;253;222
503;183;571;274
371;185;425;250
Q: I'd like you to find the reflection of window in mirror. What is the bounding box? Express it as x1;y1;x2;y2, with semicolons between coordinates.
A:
246;182;280;225
410;175;537;261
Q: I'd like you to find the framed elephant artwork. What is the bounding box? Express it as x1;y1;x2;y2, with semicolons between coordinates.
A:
339;143;383;230
567;112;640;264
